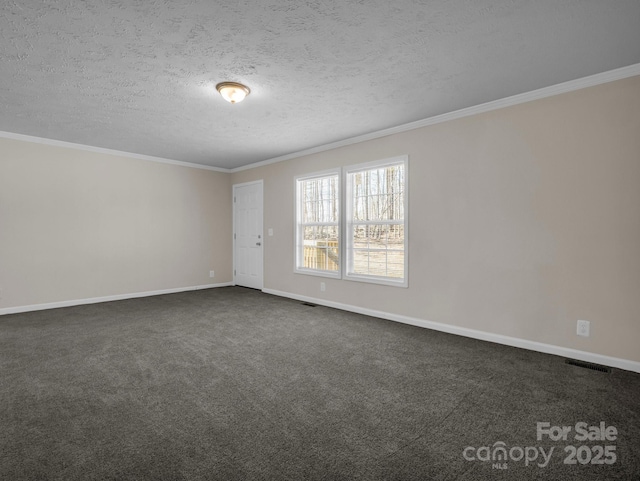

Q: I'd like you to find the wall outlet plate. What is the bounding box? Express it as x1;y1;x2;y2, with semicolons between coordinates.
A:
577;319;590;337
320;282;326;292
209;270;215;278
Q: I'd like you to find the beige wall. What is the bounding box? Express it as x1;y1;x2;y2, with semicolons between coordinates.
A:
0;139;232;308
232;76;640;363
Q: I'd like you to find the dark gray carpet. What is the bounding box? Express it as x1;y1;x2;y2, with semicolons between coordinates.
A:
1;287;639;480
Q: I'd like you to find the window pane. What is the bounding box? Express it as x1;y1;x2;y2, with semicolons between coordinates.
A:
303;225;317;242
318;225;339;242
386;259;405;278
301;176;339;223
386;224;404;250
351;248;405;278
302;225;320;270
303;241;339;271
303;201;316;223
297;172;340;275
351;164;404;222
301;243;339;270
352;224;370;249
350;222;405;278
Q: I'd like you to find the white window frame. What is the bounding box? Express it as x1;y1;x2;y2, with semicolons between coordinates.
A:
344;156;408;287
294;169;341;279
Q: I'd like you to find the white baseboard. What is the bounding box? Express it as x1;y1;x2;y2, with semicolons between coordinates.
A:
263;288;640;374
0;283;233;316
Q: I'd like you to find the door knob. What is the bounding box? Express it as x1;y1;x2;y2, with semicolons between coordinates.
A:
256;242;262;246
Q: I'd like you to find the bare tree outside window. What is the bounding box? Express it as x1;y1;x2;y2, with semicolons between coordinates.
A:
348;162;406;281
296;173;340;274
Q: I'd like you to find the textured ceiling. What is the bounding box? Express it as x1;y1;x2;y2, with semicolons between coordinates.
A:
1;0;639;169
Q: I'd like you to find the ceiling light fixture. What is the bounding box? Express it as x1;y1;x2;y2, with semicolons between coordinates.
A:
216;82;251;104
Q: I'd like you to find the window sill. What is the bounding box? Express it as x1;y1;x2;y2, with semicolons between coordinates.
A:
294;268;341;279
344;273;408;288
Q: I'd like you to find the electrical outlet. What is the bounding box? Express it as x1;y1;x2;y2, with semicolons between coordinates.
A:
577;320;590;337
209;270;215;278
320;282;326;292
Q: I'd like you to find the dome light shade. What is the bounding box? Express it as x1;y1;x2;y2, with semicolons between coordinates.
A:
216;82;250;104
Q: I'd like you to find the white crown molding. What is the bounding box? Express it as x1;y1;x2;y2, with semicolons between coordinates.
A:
0;283;233;316
0;131;230;173
263;288;640;374
231;63;640;173
2;64;638;173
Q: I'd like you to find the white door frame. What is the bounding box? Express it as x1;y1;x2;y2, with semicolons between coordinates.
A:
232;180;264;289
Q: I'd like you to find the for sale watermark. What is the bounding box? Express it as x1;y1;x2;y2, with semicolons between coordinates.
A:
462;421;618;470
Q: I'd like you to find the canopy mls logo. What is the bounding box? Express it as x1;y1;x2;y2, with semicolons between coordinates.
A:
463;421;618;470
463;442;554;470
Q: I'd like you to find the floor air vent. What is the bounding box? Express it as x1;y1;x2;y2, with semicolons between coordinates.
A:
301;302;317;307
565;359;611;373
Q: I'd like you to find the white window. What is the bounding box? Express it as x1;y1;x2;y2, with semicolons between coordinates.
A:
345;157;407;287
295;170;341;278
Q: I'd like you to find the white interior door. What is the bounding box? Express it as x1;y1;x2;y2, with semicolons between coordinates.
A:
233;180;264;289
